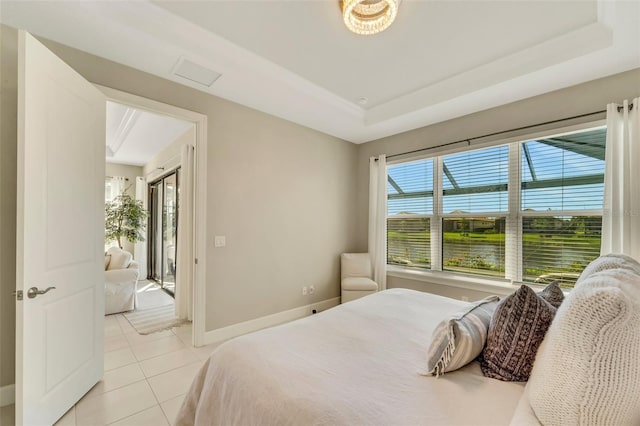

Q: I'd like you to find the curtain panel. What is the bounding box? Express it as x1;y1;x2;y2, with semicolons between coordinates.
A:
175;145;195;321
134;176;148;278
369;155;387;291
601;98;640;261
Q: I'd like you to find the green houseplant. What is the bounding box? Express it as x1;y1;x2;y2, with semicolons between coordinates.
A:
105;192;148;249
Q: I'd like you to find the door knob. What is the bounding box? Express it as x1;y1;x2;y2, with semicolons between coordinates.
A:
27;286;56;299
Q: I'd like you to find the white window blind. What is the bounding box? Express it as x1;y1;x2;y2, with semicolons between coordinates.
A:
442;146;509;214
521;128;605;287
385;126;606;288
387;159;433;268
441;146;509;277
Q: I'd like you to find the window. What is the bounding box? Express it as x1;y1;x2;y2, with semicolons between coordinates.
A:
387;159;432;268
386;126;606;288
521;128;605;287
441;146;508;277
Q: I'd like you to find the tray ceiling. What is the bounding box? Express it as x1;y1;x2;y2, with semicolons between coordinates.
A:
1;0;638;143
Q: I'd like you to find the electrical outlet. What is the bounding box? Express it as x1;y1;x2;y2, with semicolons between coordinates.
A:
302;286;308;296
309;285;315;295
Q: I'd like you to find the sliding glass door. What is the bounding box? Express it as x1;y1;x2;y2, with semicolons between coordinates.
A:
148;170;179;295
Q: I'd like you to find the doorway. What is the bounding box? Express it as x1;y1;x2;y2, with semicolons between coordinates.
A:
148;170;179;295
100;85;208;347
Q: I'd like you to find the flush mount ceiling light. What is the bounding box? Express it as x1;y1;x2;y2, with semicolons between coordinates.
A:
341;0;399;35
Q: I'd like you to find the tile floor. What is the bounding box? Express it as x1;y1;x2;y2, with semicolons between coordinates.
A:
2;314;221;426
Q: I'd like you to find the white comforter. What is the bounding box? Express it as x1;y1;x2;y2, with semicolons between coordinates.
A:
176;289;525;425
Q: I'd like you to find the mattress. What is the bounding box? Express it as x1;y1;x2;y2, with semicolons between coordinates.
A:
176;288;525;425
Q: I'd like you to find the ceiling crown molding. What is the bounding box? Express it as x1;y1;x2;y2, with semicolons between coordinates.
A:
1;0;638;143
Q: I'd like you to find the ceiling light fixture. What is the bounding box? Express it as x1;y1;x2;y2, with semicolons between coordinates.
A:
341;0;399;35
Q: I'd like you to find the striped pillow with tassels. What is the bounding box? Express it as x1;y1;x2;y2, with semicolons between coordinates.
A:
426;296;500;377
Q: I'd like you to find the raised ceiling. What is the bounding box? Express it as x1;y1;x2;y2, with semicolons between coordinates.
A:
1;1;638;143
106;102;193;166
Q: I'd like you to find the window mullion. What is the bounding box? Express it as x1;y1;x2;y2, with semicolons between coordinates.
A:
506;142;522;281
431;156;443;271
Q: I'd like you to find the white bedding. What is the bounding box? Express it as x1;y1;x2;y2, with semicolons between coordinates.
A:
176;289;525;425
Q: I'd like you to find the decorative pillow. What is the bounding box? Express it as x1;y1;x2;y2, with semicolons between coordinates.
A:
480;285;556;382
426;296;500;376
104;255;111;271
537;281;564;308
106;247;132;271
527;265;640;426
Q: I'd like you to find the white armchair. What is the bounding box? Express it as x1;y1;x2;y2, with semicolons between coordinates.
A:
341;253;378;303
105;247;140;315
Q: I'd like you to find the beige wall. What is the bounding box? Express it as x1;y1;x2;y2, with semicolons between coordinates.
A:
355;68;640;300
0;26;17;388
142;126;194;182
0;25;360;388
32;34;360;331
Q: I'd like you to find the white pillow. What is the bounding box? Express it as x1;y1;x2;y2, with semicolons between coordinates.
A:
426;296;499;376
106;247;132;271
526;264;640;425
104;255;111;270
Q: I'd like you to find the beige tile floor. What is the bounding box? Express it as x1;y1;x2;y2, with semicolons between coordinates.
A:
2;315;221;426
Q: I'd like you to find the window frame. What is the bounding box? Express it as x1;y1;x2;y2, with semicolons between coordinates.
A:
386;120;606;288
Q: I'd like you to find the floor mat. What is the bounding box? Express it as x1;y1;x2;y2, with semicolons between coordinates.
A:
123;303;188;335
123;281;185;335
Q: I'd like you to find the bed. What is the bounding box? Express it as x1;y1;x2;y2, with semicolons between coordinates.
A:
176;289;526;425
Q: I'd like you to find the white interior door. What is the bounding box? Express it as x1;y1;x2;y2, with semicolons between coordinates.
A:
15;31;106;425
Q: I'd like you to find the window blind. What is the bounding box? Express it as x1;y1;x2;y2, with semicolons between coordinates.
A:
521;128;606;287
441;146;508;277
442;145;509;214
385;126;606;288
387;159;433;215
387;159;433;268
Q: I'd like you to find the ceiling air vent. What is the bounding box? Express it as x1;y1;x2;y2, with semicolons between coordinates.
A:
172;57;221;87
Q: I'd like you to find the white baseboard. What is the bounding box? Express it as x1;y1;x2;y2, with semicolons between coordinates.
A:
203;297;341;346
0;384;14;407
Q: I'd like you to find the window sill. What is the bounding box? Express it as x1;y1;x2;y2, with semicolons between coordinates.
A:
386;265;549;296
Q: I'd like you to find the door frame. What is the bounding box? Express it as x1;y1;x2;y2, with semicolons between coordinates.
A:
98;85;208;347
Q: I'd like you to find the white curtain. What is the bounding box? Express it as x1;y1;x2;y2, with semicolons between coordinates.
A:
601;98;640;260
369;155;387;291
134;176;148;278
105;176;128;251
175;145;195;321
109;176;127;202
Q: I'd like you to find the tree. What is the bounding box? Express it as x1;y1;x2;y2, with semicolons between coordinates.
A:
105;193;148;249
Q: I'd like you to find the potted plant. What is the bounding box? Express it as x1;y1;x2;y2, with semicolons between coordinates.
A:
105;192;148;249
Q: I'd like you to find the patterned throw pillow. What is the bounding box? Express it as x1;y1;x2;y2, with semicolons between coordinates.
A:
480;285;556;382
426;296;500;376
538;281;564;308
